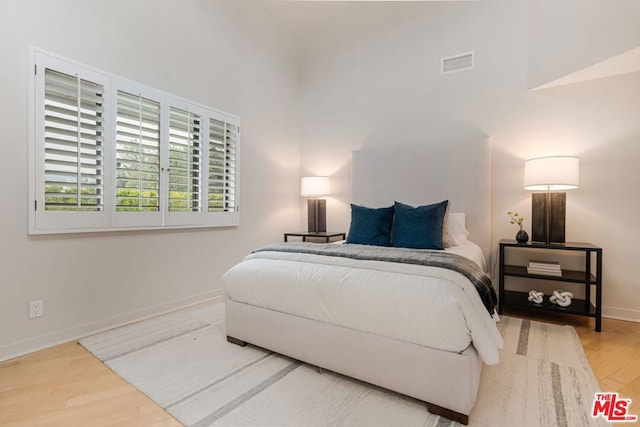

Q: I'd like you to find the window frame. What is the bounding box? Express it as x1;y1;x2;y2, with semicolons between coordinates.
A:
29;47;240;235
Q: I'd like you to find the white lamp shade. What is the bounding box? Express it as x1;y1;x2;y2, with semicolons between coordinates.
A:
301;176;330;197
523;156;579;191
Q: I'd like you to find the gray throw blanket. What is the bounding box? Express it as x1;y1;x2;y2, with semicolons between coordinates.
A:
253;242;497;315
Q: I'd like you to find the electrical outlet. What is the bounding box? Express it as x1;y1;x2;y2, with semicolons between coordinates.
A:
29;300;43;318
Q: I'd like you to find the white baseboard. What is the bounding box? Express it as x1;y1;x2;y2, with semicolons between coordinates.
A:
0;290;222;363
602;305;640;323
4;294;636;363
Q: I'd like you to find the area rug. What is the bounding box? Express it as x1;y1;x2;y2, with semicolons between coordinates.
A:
79;303;608;426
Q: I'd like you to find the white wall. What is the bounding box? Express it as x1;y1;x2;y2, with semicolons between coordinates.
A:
3;0;639;362
527;0;640;88
0;0;301;361
298;1;640;321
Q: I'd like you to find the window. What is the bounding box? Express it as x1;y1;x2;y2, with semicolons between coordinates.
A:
30;49;240;234
44;69;105;213
209;118;238;213
115;91;161;213
168;106;202;213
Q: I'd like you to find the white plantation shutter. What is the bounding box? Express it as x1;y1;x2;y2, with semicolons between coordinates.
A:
164;100;240;227
115;91;161;212
30;49;240;233
44;69;104;211
209;118;238;213
33;52;111;232
168;107;202;213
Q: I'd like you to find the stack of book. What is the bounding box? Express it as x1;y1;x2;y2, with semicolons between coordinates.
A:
527;260;562;276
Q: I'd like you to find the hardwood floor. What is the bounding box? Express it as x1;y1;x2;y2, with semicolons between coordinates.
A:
0;342;180;426
503;307;640;421
1;312;639;426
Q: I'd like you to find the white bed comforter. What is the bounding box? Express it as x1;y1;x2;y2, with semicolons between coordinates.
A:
222;244;504;364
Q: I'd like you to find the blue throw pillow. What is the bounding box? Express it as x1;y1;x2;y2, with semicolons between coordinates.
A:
393;200;449;250
346;204;394;246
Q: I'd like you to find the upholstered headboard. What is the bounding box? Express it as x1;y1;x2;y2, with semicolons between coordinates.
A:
351;138;492;257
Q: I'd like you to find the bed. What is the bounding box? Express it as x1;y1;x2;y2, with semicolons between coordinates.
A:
222;138;501;424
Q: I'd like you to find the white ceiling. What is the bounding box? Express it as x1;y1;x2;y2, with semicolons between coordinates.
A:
255;0;472;39
533;46;640;90
256;1;351;39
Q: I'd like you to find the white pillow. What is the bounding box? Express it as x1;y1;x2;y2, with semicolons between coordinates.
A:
442;200;451;247
447;212;469;246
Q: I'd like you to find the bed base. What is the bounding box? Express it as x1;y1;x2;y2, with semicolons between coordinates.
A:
225;299;481;424
226;335;247;347
227;335;469;424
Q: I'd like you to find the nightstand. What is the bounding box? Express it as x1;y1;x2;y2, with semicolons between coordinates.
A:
284;231;346;243
498;239;603;332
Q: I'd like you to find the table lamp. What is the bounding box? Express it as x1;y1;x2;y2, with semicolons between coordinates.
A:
523;156;579;244
301;176;330;233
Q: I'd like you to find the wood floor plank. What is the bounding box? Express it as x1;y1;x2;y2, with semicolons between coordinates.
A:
503;307;640;419
1;310;639;425
0;343;181;426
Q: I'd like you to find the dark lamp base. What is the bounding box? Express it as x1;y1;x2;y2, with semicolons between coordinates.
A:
531;192;566;244
307;199;327;233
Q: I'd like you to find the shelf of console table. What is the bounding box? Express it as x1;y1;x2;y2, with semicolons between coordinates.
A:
498;239;602;332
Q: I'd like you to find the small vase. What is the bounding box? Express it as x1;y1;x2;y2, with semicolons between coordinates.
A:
515;229;529;244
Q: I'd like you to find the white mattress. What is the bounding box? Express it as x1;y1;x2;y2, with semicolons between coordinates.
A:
222;242;503;364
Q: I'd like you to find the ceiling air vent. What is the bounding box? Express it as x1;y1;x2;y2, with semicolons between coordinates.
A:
441;51;474;74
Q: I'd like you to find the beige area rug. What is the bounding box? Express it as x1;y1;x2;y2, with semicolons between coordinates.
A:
79;303;608;426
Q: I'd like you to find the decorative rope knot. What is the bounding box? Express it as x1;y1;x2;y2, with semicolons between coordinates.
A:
549;289;573;307
527;290;544;304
